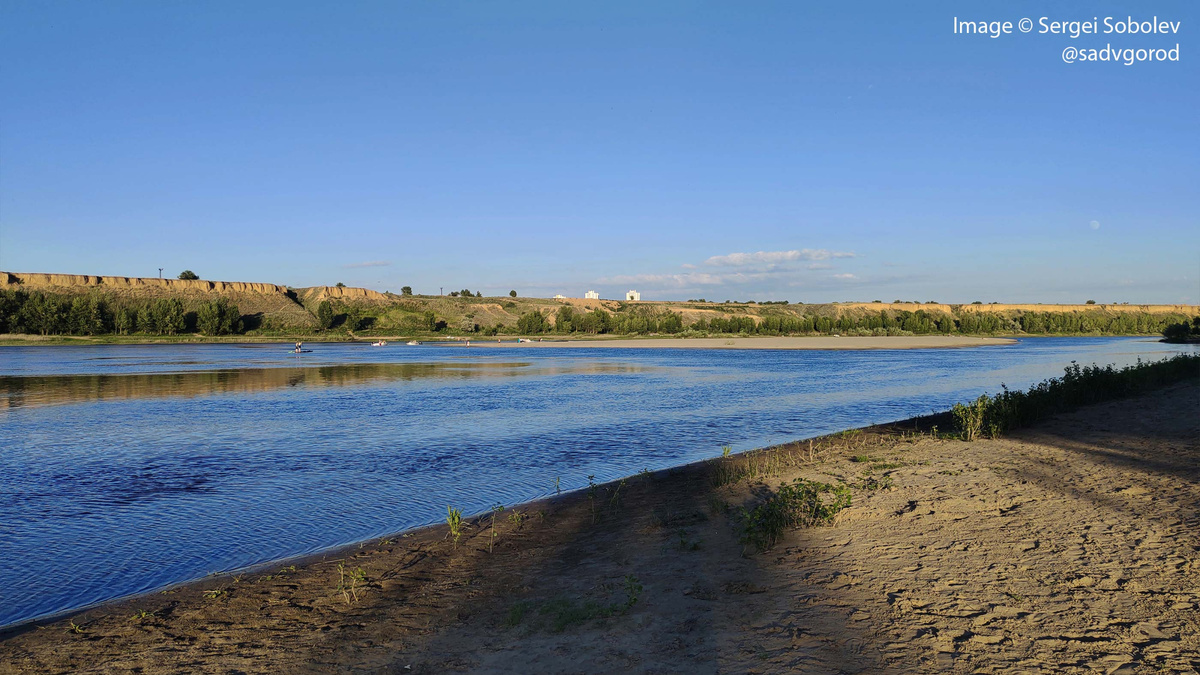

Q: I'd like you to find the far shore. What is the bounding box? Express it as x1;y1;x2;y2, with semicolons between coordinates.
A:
0;334;1017;349
454;335;1016;350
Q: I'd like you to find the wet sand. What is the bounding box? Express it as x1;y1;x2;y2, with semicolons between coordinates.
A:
451;335;1016;350
1;382;1196;673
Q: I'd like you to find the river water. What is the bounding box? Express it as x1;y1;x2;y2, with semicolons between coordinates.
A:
0;337;1193;628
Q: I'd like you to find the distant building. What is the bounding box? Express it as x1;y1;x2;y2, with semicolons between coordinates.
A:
625;290;641;301
553;294;566;300
585;290;599;299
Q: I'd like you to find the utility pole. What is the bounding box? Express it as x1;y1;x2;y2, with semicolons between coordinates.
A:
440;287;443;296
158;268;163;279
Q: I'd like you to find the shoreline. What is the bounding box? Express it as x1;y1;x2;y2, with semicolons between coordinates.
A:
0;334;1022;349
0;407;954;638
456;335;1015;349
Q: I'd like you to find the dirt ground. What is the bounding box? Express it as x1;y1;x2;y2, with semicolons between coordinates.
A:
1;382;1197;674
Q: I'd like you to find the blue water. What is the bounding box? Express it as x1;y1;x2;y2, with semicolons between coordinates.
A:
0;337;1193;628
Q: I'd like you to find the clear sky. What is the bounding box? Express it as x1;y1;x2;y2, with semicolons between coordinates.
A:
1;1;1196;303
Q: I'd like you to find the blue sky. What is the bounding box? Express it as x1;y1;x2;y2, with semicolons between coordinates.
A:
1;1;1196;303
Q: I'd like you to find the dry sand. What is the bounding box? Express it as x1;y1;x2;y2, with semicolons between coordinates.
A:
1;382;1196;674
445;335;1016;350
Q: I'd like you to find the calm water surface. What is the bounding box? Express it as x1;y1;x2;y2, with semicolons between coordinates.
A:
0;337;1193;627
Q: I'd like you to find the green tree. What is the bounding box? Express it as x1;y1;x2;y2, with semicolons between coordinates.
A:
197;298;242;335
178;270;199;280
475;291;482;298
317;301;334;330
114;306;136;335
136;305;157;333
517;311;549;334
154;298;186;335
509;290;517;298
401;286;413;296
21;293;68;335
423;310;437;331
0;289;26;333
555;306;575;333
344;306;362;332
336;282;346;288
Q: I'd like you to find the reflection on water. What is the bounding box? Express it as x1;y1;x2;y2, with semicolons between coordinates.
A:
0;362;647;410
0;337;1194;629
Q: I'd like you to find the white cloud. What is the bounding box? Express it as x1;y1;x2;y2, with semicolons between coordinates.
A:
1089;220;1101;230
342;260;392;269
704;249;856;267
833;273;857;280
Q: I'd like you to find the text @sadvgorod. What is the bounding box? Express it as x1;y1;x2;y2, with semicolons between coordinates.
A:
952;15;1182;65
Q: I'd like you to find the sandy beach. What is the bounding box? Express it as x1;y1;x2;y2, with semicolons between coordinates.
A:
1;380;1195;673
443;335;1016;350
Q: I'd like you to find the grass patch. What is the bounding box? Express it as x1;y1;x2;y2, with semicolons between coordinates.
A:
506;575;643;632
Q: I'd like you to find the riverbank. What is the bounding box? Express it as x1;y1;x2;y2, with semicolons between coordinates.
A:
2;381;1196;673
0;334;1016;349
460;335;1015;349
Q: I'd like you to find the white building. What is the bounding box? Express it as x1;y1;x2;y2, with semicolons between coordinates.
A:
625;290;641;301
585;290;599;299
553;294;566;300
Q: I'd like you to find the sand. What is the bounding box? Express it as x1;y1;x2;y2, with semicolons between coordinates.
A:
445;335;1016;350
1;382;1196;674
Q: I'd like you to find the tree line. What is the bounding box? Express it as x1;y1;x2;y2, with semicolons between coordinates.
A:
508;307;1189;337
0;290;242;336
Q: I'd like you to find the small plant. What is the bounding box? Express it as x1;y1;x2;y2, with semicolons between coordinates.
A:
68;621;86;634
638;467;652;480
202;589;227;600
336;563;367;604
505;601;532;627
554;476;561;495
676;529;701;551
857;474;894;491
623;575;643;610
587;475;599;524
507;509;525;530
490;503;505;552
721;445;733;458
447;505;464;549
130;609;154;622
609;478;627;508
952;396;988;441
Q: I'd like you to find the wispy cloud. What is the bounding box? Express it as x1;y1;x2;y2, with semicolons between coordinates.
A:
704;249;855;267
342;260;392;269
590;246;866;296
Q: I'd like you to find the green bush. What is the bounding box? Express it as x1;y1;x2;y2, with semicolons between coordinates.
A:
951;354;1200;440
740;479;851;552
